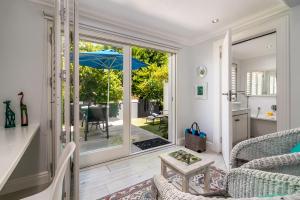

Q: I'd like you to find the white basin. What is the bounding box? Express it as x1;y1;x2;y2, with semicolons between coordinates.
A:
232;102;241;110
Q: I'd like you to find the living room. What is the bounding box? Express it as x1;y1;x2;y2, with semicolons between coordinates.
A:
0;0;300;199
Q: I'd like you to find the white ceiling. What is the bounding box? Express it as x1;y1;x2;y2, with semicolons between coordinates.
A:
232;33;276;60
78;0;285;44
33;0;288;45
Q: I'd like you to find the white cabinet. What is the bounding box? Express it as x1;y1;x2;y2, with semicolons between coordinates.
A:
232;110;249;146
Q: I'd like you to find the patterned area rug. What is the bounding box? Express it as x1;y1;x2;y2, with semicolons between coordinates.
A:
99;166;226;200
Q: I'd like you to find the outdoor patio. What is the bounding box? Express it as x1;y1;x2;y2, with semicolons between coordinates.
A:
75;41;170;156
79;117;169;154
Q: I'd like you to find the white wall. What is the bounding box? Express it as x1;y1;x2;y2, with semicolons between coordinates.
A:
0;0;50;192
176;40;218;143
290;5;300;128
176;48;193;144
248;96;276;116
179;9;300;150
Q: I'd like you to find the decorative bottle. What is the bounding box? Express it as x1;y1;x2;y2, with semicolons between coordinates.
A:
18;92;28;126
3;100;16;128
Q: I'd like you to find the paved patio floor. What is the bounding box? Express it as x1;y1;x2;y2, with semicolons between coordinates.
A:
79;119;167;154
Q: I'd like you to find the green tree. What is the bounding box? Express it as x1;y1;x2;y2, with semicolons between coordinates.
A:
131;47;169;103
132;64;168;102
132;47;168;67
79;67;122;103
78;41;123;104
77;41;169;105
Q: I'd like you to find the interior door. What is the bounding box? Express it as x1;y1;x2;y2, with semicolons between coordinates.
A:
221;30;233;169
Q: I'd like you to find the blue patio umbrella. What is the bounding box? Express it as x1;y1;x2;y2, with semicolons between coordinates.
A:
78;49;147;70
73;49;147;123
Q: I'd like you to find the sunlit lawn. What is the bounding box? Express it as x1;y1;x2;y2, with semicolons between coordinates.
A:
131;117;168;139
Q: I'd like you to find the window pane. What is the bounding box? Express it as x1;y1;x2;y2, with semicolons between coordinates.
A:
231;64;237;101
251;72;257;95
257;72;263;95
246;72;251;96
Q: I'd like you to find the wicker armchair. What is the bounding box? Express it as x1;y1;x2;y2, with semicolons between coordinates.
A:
231;128;300;168
153;168;300;200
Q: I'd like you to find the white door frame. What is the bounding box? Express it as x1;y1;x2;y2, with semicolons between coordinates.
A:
80;28;178;144
53;0;79;199
78;36;177;167
212;15;290;153
80;34;177;140
54;0;62;168
73;0;80;199
45;18;54;179
168;53;177;143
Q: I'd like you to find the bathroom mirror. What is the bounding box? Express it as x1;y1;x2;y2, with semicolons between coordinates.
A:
246;70;276;96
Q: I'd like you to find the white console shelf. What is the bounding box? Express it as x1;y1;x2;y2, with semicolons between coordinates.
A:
0;123;40;191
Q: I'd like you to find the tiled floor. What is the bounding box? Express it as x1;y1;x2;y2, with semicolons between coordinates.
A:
79;145;227;200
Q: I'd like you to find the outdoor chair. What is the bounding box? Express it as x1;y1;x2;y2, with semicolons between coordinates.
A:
146;112;160;124
159;115;168;131
146;110;168;126
83;105;109;141
153;168;300;200
231;128;300;168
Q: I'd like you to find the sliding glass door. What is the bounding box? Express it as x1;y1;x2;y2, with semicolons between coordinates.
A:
76;37;177;167
130;46;174;153
79;40;131;167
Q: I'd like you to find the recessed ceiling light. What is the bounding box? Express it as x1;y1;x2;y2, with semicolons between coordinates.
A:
212;18;219;24
266;44;273;49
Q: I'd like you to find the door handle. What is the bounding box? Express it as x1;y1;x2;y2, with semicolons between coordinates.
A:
222;90;232;102
235;119;240;122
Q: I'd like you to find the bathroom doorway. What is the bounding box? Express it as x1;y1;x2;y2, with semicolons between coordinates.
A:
215;17;289;169
231;32;277;145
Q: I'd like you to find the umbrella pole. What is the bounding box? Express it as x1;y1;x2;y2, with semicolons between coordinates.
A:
106;57;116;132
107;68;110;126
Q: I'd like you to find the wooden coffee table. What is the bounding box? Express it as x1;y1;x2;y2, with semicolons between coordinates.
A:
159;148;214;193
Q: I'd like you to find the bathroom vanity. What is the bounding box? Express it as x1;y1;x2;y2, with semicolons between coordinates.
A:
232;108;250;146
250;115;276;137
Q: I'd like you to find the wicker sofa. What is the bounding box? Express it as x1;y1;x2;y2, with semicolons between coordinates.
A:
153;168;300;200
231;128;300;168
153;128;300;199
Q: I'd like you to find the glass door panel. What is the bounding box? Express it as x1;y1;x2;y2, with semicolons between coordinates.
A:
78;40;130;167
130;46;172;153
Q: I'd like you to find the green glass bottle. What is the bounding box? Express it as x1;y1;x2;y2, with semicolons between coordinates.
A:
18;92;28;126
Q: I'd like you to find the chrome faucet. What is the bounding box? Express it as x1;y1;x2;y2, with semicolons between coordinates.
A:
256;107;261;118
